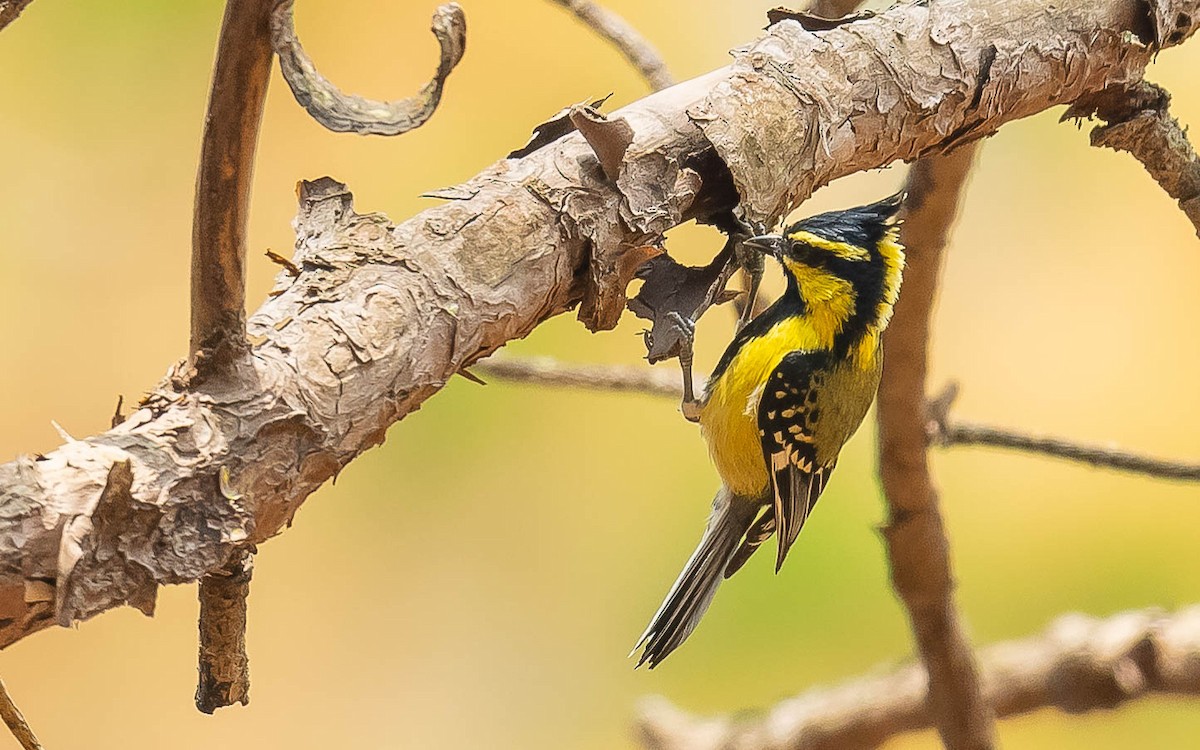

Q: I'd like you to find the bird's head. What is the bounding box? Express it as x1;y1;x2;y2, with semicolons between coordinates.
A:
743;191;905;274
743;192;907;342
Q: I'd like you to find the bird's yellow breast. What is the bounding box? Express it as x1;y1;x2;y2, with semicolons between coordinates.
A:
699;311;882;498
698;317;818;497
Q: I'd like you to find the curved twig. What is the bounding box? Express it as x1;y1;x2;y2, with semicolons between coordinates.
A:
636;606;1200;750
192;0;275;368
549;0;673;91
270;0;466;136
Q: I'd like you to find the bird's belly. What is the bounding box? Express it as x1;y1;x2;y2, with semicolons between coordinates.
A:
698;335;800;497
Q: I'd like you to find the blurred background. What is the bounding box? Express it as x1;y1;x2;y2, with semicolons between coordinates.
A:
0;1;1198;748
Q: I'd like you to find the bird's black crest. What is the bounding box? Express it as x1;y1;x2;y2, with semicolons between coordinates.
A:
787;191;905;249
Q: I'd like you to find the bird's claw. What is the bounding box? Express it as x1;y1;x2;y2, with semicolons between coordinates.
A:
665;312;702;423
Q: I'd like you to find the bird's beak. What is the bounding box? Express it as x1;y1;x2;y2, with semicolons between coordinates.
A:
742;234;785;258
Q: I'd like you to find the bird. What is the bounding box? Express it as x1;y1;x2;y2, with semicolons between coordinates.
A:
632;192;906;668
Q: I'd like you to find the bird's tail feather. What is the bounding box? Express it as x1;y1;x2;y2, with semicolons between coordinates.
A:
631;488;757;668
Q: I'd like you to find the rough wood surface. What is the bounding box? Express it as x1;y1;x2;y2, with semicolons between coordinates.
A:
0;0;1196;650
636;606;1200;750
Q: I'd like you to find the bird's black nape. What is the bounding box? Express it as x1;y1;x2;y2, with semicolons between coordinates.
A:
787;190;906;249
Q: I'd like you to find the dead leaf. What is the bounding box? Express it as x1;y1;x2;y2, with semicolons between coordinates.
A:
766;6;875;30
627;238;739;363
508;94;613;159
569;105;634;182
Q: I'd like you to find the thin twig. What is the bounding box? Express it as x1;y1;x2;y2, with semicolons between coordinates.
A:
636;606;1200;750
0;676;42;750
196;549;254;714
192;0;274;712
876;146;995;750
480;357;1200;481
1070;81;1200;237
549;0;673;91
270;1;466;135
192;0;275;369
0;0;34;32
475;356;682;397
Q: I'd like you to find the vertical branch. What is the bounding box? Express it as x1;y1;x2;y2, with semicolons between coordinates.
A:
877;145;995;749
191;0;275;369
192;0;274;712
196;550;254;714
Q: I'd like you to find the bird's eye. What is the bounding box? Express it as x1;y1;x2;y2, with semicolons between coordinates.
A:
787;230;869;262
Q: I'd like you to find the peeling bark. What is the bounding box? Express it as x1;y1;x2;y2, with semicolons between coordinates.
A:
0;0;1197;649
636;607;1200;750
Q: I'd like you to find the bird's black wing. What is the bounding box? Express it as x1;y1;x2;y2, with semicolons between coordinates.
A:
755;350;837;572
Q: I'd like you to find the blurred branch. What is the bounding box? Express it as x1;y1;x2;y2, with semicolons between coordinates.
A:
927;382;1200;480
0;0;34;32
0;677;42;750
270;1;467;135
475;356;682;397
636;606;1200;750
480;358;1200;480
878;148;994;750
549;0;673;91
1;0;1198;654
192;0;275;368
191;0;274;710
1069;81;1200;237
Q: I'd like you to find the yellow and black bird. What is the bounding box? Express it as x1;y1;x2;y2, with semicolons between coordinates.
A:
633;193;906;668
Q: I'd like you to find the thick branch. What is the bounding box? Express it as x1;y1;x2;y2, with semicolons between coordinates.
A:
270;1;467;135
0;0;1197;650
549;0;673;91
636;606;1200;750
878;146;991;749
192;0;275;365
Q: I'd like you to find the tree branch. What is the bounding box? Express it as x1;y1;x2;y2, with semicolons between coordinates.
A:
636;606;1200;750
0;0;34;32
878;146;992;749
478;357;1200;481
191;0;275;366
549;0;673;91
0;677;42;750
0;0;1196;651
1071;80;1200;237
196;548;253;713
926;383;1200;480
270;1;467;135
190;0;275;712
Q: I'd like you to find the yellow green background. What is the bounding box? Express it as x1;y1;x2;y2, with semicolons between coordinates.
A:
1;1;1198;748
